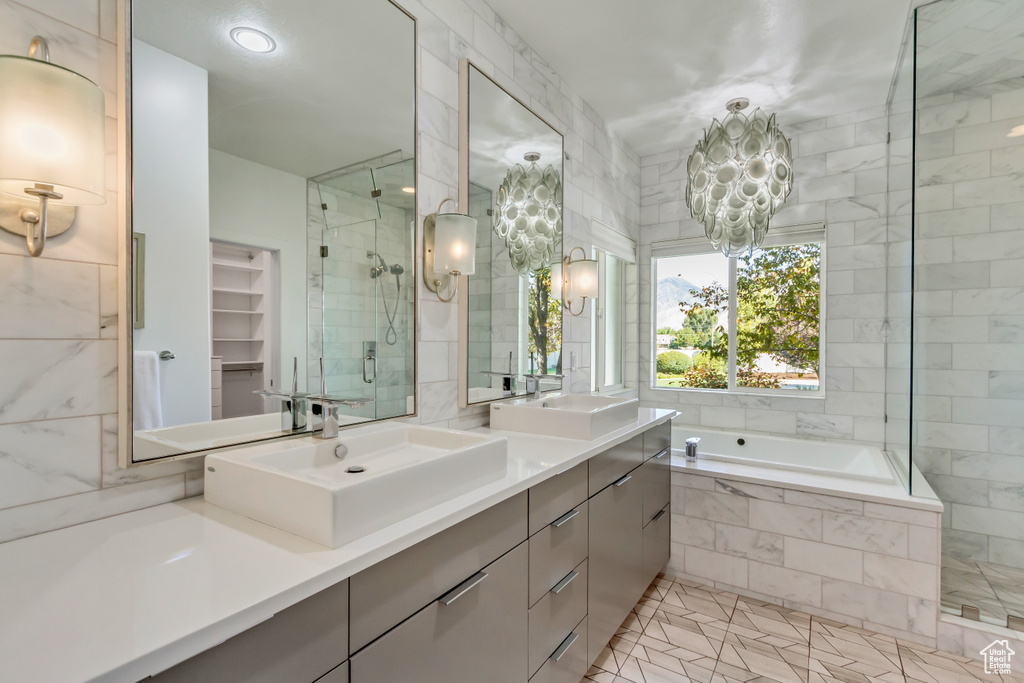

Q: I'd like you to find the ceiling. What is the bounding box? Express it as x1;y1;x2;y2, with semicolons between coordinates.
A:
134;0;414;179
468;65;563;192
485;0;914;157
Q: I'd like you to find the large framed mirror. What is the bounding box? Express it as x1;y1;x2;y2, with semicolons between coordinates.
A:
118;0;416;465
458;61;564;406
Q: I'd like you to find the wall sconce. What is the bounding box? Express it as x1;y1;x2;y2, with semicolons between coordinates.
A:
0;36;106;257
561;247;598;317
423;198;477;303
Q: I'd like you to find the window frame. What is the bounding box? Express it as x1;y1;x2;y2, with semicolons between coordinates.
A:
650;223;827;397
592;247;626;393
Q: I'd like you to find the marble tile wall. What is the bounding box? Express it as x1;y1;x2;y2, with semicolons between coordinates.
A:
669;469;943;646
910;81;1024;570
638;105;897;449
0;0;639;543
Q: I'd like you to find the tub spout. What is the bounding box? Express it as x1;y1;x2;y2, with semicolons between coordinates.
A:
685;437;700;460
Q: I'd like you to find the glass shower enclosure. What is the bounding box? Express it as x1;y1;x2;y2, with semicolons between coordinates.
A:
895;0;1024;629
308;156;415;422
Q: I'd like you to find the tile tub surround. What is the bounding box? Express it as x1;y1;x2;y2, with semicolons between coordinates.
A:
637;103;900;450
0;0;640;543
667;459;944;647
586;575;1024;683
0;409;676;683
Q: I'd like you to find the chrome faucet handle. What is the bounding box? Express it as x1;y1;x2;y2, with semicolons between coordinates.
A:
521;373;564;398
255;390;310;433
685;437;700;460
309;395;374;440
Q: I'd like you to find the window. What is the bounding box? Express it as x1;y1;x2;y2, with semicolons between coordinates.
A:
653;228;823;393
593;248;625;391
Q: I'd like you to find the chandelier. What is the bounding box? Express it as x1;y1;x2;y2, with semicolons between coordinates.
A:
685;98;793;257
494;152;562;274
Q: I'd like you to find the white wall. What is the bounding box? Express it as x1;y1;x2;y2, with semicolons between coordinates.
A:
209;149;308;391
132;40;212;428
638;104;895;449
0;0;639;543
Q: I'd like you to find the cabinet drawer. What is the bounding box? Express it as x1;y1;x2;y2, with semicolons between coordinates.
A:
530;617;588;683
349;491;527;653
588;434;644;495
148;579;348;683
315;661;348;683
587;471;643;665
643;503;671;582
529;500;588;606
643;421;671;460
350;542;528;683
528;559;588;678
641;452;671;525
528;461;588;536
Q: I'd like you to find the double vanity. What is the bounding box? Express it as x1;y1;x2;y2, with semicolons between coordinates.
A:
154;395;671;683
0;399;675;683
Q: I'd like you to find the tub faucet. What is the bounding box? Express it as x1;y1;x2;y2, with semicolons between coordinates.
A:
685;437;700;460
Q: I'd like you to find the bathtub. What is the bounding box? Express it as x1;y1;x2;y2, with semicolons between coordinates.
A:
671;426;895;483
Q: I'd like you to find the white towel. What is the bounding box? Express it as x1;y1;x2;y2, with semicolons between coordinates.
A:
133;350;163;430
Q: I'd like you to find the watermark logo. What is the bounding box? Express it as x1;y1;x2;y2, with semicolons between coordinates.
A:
981;640;1015;675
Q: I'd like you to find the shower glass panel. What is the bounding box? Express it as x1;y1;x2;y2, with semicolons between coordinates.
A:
908;0;1024;629
884;15;915;493
312;157;415;421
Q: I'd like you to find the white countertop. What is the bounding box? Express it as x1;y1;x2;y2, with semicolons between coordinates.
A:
0;409;677;683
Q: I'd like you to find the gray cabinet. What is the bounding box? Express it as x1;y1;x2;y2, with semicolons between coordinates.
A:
587;470;643;665
349;491;527;653
643;421;671;460
146;578;348;683
350;542;529;683
643;504;671;580
528;461;588;536
529;500;588;606
528;559;588;678
641;451;671;526
530;617;588;683
589;434;644;495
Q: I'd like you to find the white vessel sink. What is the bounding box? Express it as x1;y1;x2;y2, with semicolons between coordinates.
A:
489;393;639;440
204;423;508;548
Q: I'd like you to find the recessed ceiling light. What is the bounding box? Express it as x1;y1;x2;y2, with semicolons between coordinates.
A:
1008;124;1024;138
401;186;416;194
230;27;276;53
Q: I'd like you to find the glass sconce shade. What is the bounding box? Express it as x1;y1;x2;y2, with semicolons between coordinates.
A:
494;154;562;275
550;261;562;299
566;257;598;300
434;212;477;274
0;56;106;205
685;106;792;257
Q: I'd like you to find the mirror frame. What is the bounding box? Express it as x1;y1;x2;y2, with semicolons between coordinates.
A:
116;0;419;467
456;59;565;408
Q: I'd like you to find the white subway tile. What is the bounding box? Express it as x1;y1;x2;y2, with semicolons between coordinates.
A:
822;512;908;557
784;537;863;583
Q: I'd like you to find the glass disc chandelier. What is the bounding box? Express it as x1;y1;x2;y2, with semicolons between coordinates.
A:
494;152;562;274
684;98;793;257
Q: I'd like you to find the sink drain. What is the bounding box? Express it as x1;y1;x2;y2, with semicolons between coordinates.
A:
346;466;366;474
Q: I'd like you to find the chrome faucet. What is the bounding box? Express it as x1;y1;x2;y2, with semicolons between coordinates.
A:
685;437;700;460
522;373;564;399
310;358;373;439
255;358;308;432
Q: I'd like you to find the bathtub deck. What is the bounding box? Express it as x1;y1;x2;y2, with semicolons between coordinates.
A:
585;575;1017;683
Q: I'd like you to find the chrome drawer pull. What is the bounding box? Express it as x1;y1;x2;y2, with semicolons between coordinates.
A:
550;508;580;528
550;569;579;594
438;571;488;606
654;449;668;460
550;631;579;662
613;474;632;487
651;508;667;523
